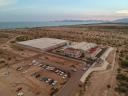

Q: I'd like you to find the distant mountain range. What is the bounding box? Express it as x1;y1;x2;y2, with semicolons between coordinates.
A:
113;18;128;23
54;18;128;24
57;20;106;22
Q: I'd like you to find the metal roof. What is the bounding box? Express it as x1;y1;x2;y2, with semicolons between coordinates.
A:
18;38;68;50
69;42;97;51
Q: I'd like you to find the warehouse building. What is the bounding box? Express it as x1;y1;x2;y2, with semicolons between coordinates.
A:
17;38;69;51
68;42;97;51
61;42;97;59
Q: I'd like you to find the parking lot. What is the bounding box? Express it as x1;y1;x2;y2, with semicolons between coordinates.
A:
12;56;71;96
4;45;100;96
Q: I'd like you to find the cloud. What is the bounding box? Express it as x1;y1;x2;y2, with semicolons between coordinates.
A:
116;10;128;15
0;0;16;7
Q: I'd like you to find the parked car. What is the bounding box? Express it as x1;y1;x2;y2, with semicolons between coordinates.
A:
42;77;48;81
48;80;54;85
71;68;77;72
55;69;59;73
31;72;38;76
46;78;52;83
16;66;23;71
39;77;44;81
62;74;68;79
38;64;43;67
17;92;24;96
41;65;47;68
49;67;55;71
32;60;36;64
35;74;41;78
52;81;57;86
83;68;87;71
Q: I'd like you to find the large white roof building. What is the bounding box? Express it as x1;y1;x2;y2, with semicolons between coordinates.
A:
17;38;69;51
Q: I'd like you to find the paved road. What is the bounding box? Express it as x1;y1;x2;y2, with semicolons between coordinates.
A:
55;65;86;96
37;55;87;96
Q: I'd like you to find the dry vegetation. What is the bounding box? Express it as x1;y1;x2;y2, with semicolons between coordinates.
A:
1;24;128;47
116;45;128;96
0;24;128;96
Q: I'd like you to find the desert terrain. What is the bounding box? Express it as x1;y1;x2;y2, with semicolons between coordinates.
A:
0;24;128;96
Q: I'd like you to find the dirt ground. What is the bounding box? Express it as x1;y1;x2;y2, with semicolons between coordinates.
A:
106;50;116;64
84;70;116;96
0;34;52;96
39;52;81;68
0;36;77;96
0;67;43;96
1;43;38;58
83;50;118;96
10;56;70;96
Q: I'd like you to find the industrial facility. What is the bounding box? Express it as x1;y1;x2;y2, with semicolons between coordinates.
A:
53;41;100;59
17;38;105;61
14;37;115;96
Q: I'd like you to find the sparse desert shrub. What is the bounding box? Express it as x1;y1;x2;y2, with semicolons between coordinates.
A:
0;60;5;64
115;82;128;94
116;73;128;82
115;86;127;93
0;33;9;38
50;88;59;96
8;57;11;61
125;55;128;60
10;40;15;43
120;59;128;68
16;35;32;41
107;84;111;89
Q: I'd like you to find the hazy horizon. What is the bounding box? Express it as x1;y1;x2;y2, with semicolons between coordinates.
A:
0;0;128;22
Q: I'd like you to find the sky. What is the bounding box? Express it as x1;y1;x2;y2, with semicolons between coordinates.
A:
0;0;128;22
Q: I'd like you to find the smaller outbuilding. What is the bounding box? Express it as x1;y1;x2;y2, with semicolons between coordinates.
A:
69;42;97;51
63;48;83;58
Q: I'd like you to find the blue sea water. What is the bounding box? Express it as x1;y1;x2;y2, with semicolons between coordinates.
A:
0;21;101;29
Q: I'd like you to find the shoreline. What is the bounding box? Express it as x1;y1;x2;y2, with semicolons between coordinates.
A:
0;22;128;30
